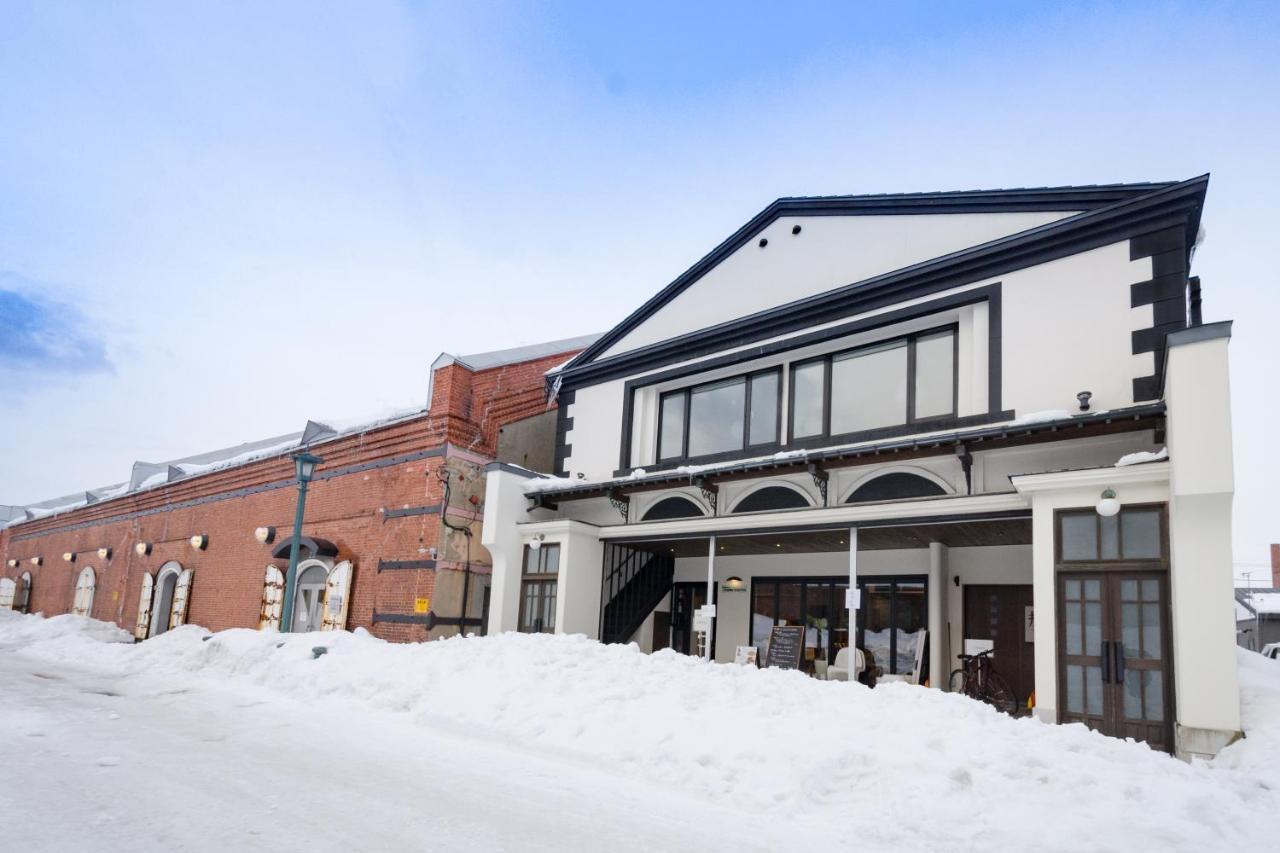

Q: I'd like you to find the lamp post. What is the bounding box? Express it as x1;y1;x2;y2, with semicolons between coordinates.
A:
280;451;322;633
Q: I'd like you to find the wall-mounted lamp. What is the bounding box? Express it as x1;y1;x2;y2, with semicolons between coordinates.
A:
254;526;276;545
723;576;746;591
189;534;209;551
97;547;112;560
528;533;545;551
1077;390;1093;412
30;556;42;567
135;542;152;557
6;559;16;568
1096;488;1121;518
62;552;75;563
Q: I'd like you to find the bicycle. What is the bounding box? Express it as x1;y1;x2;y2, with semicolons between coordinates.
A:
949;648;1019;715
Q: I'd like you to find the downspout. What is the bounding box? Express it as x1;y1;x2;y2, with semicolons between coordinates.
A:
438;467;474;637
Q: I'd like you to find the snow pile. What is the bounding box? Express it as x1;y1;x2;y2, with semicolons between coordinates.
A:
4;614;1280;848
1116;447;1169;467
0;608;133;648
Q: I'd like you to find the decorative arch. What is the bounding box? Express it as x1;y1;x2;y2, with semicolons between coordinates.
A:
149;561;185;638
845;470;949;504
641;495;707;522
731;483;813;514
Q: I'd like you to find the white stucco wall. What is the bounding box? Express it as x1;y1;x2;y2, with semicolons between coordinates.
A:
602;211;1075;357
559;238;1159;482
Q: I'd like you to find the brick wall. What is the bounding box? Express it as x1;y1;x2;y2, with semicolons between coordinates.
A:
0;349;574;642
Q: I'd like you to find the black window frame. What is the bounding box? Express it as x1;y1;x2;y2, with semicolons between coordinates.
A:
656;366;783;465
517;543;561;634
787;324;959;448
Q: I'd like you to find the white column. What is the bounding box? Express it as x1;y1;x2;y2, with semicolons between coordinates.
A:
1164;323;1241;757
705;536;717;660
928;542;947;689
847;527;858;643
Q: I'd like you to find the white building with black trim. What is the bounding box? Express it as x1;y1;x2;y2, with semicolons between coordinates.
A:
482;177;1240;759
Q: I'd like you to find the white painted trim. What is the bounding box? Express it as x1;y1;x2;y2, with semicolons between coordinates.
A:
1010;461;1170;493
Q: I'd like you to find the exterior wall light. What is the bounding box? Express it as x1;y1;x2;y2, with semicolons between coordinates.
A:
6;559;16;568
135;542;152;557
97;547;112;560
1096;488;1121;517
189;534;209;551
62;552;75;563
529;533;545;551
724;576;746;591
30;556;42;566
254;526;276;544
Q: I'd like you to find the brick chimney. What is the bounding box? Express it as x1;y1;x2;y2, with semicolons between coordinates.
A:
1272;544;1280;589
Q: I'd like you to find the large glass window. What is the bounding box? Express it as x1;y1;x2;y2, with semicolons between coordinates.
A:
519;544;560;633
790;361;825;439
657;392;685;461
789;327;957;443
914;331;955;419
656;368;781;462
831;340;908;433
1059;508;1165;563
688;378;746;457
749;575;926;676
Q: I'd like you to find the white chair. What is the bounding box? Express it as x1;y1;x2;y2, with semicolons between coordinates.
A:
827;647;865;682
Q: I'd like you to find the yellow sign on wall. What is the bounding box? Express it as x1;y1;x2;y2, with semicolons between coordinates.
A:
414;597;431;614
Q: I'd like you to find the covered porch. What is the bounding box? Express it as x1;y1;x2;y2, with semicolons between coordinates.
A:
603;513;1034;704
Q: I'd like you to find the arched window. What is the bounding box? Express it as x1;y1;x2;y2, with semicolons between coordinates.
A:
72;566;96;617
641;496;705;521
847;472;947;504
732;485;811;514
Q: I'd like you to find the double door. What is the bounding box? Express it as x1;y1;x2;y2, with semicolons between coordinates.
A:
1058;572;1173;751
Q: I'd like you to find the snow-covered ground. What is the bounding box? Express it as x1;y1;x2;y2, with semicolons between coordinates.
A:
2;610;1279;852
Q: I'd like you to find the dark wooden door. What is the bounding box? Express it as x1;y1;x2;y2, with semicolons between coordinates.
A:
964;585;1034;704
1058;572;1173;751
652;610;671;652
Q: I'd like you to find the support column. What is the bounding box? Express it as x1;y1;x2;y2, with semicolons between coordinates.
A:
928;542;947;689
705;536;717;660
1164;322;1242;757
847;528;858;655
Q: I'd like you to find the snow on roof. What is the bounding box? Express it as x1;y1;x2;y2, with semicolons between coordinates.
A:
1240;591;1280;616
433;333;600;373
4;334;598;530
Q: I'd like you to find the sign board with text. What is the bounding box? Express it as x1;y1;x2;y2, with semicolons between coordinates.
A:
764;625;805;670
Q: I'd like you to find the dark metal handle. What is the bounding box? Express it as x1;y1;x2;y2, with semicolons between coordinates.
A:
1100;640;1112;684
1114;642;1126;684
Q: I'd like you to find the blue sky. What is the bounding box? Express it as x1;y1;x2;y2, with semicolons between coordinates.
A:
1;1;1278;572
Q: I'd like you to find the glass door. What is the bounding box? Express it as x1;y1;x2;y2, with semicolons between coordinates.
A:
1058;572;1171;751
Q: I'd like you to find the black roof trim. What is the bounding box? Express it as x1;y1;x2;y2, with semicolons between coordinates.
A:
526;403;1166;502
559;177;1207;386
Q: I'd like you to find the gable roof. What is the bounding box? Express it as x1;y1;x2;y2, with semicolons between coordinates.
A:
555;178;1207;388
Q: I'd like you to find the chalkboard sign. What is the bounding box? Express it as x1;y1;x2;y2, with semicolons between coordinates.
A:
765;625;805;670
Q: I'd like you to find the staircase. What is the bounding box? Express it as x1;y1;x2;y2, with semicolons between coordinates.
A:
600;543;674;644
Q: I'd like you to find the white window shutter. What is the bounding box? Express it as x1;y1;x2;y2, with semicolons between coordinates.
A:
0;578;15;610
134;572;154;640
321;560;353;631
259;565;284;631
72;567;96;617
169;569;194;629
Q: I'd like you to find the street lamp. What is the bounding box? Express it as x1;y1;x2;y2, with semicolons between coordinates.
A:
280;451;322;633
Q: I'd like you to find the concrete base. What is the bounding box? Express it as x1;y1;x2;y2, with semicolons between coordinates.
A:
1175;723;1242;762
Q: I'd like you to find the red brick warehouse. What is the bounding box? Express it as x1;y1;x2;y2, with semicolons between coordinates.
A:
0;335;596;642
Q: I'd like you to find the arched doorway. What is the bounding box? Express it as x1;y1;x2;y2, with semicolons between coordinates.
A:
150;563;182;637
17;572;31;613
291;562;328;633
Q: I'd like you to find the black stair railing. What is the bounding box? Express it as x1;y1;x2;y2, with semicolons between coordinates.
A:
600;543;675;644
